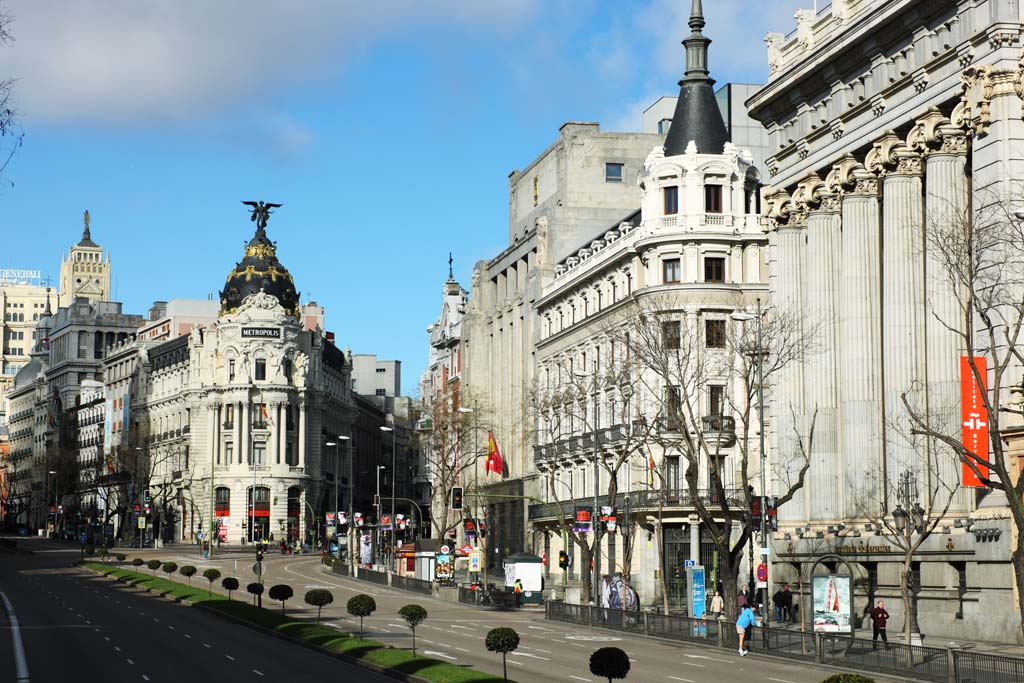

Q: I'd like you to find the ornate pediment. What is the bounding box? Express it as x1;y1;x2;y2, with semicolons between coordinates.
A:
222;288;288;324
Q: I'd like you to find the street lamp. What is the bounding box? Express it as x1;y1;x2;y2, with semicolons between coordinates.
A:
326;440;340;552
380;424;397;572
892;470;925;638
46;469;56;538
327;436;352;563
375;464;386;567
730;300;768;632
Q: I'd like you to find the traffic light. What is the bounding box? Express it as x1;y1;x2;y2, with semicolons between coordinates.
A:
143;489;151;503
558;550;569;569
256;545;264;562
451;487;463;511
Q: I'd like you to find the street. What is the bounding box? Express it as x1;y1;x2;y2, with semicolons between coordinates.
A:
52;540;894;683
0;539;395;683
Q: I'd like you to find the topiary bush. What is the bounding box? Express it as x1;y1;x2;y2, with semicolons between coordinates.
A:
485;627;520;682
269;584;294;615
246;582;264;607
347;594;376;639
116;553;126;563
161;561;178;582
819;676;876;683
305;589;334;626
221;576;239;601
146;559;162;576
132;557;144;568
590;647;631;683
398;604;428;655
179;565;197;586
203;568;221;596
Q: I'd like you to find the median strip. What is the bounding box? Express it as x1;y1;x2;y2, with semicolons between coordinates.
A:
80;562;501;683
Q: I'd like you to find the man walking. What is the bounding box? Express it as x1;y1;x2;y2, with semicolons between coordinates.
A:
737;585;749;609
513;578;524;608
781;584;793;622
772;588;784;623
871;600;890;650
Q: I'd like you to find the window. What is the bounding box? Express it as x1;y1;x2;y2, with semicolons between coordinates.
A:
704;184;723;213
224;442;234;465
663;186;679;215
705;319;726;348
605;163;623;183
282;358;291;379
662;258;681;284
375;388;387;396
707;385;725;416
254;358;266;381
662;321;681;350
77;331;87;358
251;442;266;466
228;359;235;381
253;403;268;428
215;487;230;516
224;405;235;429
666;385;682;431
704;257;725;283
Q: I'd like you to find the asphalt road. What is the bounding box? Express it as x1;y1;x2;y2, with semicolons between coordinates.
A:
0;539;394;683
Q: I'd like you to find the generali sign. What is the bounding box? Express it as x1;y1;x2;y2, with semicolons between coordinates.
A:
960;356;989;487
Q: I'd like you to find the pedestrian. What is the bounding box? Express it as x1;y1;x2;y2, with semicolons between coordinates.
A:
708;590;725;620
514;578;524;608
871;600;890;650
781;584;793;622
737;585;749;609
735;603;757;656
772;588;784;623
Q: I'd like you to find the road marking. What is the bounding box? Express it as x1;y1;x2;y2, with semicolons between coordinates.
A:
454;647;471;653
511;652;550;661
450;625;474;631
670;677;695;682
253;670;264;677
527;625;553;632
680;662;705;668
127;659;134;665
142;676;150;681
388;624;407;629
535;648;552;654
115;647;121;652
768;679;797;683
0;590;30;683
424;650;457;661
167;625;174;630
183;634;191;639
203;643;211;648
85;620;91;625
508;660;524;667
569;676;590;681
226;655;235;661
104;637;110;642
152;618;159;623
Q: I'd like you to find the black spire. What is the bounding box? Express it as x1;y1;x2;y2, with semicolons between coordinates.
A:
447;252;454;280
78;209;98;247
662;0;730;156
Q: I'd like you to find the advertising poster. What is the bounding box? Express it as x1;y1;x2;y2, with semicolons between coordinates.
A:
812;575;852;633
435;552;453;581
573;506;593;533
360;533;373;565
690;566;706;619
469;550;482;573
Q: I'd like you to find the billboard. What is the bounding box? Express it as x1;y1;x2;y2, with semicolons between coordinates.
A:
812;575;853;633
960;356;989;487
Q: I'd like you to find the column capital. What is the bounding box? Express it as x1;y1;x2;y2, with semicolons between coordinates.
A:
763;187;796;230
908;107;968;157
794;171;840;217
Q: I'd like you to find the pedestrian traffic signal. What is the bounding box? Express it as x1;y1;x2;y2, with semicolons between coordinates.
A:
143;488;151;503
558;550;569;569
256;545;264;562
451;487;463;511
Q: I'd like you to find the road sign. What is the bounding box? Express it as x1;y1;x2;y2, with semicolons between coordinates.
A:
137;518;146;529
460;544;474;555
252;562;264;577
684;559;697;569
439;544;451;554
756;563;768;588
469;550;482;573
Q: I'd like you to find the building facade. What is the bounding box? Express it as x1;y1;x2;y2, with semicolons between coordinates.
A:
57;213;111;309
750;0;1020;641
1;271;53;419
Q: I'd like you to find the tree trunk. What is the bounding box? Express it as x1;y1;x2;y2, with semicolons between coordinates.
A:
579;545;593;604
502;653;508;682
901;553;913;646
1014;544;1024;644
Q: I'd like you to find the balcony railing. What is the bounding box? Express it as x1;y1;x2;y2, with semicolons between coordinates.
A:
528;487;746;520
701;415;737;447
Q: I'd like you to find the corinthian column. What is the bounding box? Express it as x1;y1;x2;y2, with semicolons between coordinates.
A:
911;110;970;512
837;158;884;513
868;134;926;485
797;173;842;521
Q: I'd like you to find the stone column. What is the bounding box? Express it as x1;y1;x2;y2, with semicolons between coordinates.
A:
689;517;700;565
297;400;307;469
269;401;280;465
914;114;970;512
800;174;843;521
240;400;249;466
207;405;217;468
277;403;286;466
839;162;885;510
871;136;927;485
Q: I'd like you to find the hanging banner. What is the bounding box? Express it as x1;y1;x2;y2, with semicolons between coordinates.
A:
960;356;989;487
573;506;593;533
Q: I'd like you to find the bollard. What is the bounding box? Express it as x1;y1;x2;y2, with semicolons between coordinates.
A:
945;647;956;683
643;611;650;636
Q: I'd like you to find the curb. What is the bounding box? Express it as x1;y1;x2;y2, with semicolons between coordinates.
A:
77;565;446;683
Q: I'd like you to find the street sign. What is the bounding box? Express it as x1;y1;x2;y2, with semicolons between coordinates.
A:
688;566;706;619
469;550;482;573
137;518;146;529
459;544;474;554
252;562;264;577
756;563;768;588
439;544;451;554
684;559;697;569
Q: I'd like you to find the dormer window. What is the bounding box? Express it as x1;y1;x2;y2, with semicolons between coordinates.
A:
705;184;723;213
663;186;679;215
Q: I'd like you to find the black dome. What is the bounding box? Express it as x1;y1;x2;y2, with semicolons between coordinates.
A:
219;224;300;318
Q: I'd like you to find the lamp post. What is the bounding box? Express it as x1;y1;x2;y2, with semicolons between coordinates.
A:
893;470;925;640
330;435;352;565
731;299;768;632
326;439;340;556
375;464;386;567
380;424;397;572
458;405;485;585
45;469;56;538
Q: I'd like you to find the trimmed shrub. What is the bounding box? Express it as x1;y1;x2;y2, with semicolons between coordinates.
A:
269;584;294;615
485;627;520;682
179;565;197;586
203;568;222;596
346;594;376;639
132;558;144;568
246;582;264;607
819;676;876;683
146;559;162;576
304;589;334;626
116;554;126;562
221;576;239;601
590;647;631;683
398;604;427;655
161;561;178;582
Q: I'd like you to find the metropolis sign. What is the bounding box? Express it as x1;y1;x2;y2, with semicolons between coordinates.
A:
241;327;281;339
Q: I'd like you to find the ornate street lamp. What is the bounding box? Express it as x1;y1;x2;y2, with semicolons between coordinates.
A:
892;504;908;533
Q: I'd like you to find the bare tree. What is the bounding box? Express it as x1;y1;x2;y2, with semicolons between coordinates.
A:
608;296;817;620
0;5;22;184
901;185;1024;640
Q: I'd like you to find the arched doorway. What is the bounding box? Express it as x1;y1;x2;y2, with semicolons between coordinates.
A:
287;487;302;543
247;486;270;542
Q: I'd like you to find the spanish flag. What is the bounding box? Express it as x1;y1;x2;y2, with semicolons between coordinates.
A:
647;451;656;486
485;431;504;476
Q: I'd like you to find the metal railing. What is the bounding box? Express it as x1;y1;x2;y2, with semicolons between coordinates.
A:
391;574;433;596
546;603;1024;683
354;567;389;586
528;487;746;520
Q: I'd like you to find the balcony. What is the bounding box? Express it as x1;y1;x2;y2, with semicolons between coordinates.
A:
527;487;746;521
701;415;736;448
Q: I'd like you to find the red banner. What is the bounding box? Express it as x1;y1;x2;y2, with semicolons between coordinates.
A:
960;356;989;487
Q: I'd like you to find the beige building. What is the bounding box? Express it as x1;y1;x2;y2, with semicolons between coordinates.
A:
58;212;111;309
1;274;52;419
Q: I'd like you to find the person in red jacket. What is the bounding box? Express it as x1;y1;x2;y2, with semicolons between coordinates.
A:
871;600;890;650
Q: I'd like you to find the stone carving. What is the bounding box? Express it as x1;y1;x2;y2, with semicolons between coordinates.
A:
293;352;308;386
765;32;785;75
763;188;792;230
825;154;862;195
793;172;826;215
242;288;286;313
864;131;904;176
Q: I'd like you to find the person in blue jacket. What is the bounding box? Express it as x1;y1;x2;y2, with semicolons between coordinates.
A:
735;604;757;656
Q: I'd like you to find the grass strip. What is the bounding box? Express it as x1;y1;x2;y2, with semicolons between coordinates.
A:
80;562;500;683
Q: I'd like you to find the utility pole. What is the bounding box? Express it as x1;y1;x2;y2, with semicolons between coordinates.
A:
592;359;601;606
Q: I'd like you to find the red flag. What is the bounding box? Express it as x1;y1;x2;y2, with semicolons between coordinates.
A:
960;356;989;487
647;451;656;486
485;431;504;475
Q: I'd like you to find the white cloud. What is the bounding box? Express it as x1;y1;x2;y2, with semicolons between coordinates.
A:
2;0;540;124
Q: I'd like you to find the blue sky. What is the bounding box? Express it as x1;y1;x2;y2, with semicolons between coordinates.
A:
1;0;805;394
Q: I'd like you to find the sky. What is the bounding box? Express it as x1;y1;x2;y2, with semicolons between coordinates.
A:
0;0;807;395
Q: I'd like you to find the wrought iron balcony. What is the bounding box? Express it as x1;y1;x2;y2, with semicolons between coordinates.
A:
527;487;746;520
701;415;736;447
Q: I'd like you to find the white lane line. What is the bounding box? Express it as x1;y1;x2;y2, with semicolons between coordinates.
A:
126;659;134;665
511;652;550;661
226;655;235;661
115;647;121;653
142;676;150;681
183;634;191;639
535;648;552;654
167;625;175;631
104;637;110;642
508;660;524;667
252;670;264;677
454;647;471;653
569;677;590;682
670;677;696;682
203;643;211;648
423;650;457;661
680;662;705;668
768;679;797;683
0;590;30;683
